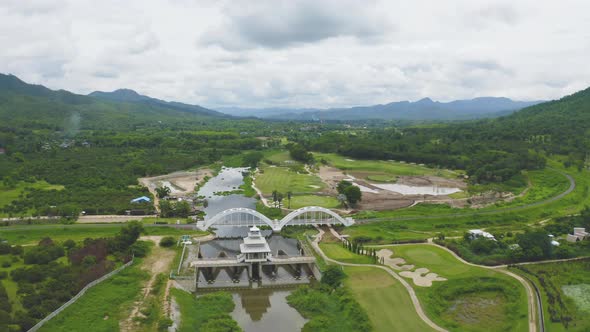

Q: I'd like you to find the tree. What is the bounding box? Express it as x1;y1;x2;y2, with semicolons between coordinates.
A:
272;190;279;208
243;151;264;168
343;185;362;205
321;265;346;289
337;180;353;194
276;192;284;209
156;186;171;199
160;236;175;247
337;194;347;208
287;191;293;209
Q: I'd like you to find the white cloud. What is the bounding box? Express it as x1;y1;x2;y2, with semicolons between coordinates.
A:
0;0;589;108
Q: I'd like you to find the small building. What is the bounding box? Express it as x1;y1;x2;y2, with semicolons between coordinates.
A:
239;226;271;263
130;196;151;204
566;227;589;243
468;229;496;241
0;148;5;154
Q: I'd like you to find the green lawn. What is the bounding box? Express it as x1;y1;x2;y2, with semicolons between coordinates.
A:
265;150;297;164
288;195;340;209
0;224;207;245
344;161;589;243
0;180;65;217
379;244;529;332
255;166;324;195
314;152;458;178
319;242;375;264
40;261;148;331
343;266;436;332
511;259;590;332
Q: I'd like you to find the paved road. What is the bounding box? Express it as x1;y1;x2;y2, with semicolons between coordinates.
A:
356;168;575;224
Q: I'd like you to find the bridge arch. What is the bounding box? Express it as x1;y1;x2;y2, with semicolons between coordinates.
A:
278;206;353;229
201;208;275;230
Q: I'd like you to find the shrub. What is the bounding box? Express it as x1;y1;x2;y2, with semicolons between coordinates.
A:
130;241;151;257
159;237;175;248
1;261;11;268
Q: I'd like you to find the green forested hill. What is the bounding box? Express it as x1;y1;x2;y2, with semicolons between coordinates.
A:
0;73;223;131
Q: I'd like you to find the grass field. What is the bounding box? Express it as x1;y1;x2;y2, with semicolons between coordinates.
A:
344;161;588;243
288;195;340;209
343;266;436;332
314;152;459;178
0;180;65;217
379;245;529;332
265;150;297;165
0;224;207;245
511;259;590;332
171;288;238;332
255;166;325;195
319;242;375;264
40;260;148;331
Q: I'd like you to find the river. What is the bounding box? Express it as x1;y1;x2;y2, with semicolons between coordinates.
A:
195;167;307;331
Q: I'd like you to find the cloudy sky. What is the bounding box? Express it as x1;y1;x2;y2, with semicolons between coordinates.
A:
1;0;589;109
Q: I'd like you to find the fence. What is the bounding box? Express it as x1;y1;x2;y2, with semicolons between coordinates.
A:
28;258;135;332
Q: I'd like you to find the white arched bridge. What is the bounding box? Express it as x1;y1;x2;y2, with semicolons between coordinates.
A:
196;206;354;232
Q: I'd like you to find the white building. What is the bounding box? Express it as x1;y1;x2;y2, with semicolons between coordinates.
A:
566;227;589;243
468;229;496;241
239;226;271;262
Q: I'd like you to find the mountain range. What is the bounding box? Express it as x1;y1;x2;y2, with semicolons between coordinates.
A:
217;97;543;121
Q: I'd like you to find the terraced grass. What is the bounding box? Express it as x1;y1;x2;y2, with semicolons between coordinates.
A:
314;152;458;178
255;166;325;195
343;266;436;332
288;195;340;209
0;224;207;245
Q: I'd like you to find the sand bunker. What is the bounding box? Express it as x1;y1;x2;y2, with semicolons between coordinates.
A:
400;268;447;287
377;249;414;270
377;249;446;287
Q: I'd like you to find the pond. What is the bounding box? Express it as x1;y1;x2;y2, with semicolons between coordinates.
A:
372;183;462;196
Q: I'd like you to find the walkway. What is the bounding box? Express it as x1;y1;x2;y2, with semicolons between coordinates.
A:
310;227;448;332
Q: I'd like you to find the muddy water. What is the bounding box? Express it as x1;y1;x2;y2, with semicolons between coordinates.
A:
373;183;461;195
198;167;256;218
230;288;307;332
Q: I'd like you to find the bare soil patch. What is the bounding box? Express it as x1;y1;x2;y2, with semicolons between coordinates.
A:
138;168;213;212
120;236;176;332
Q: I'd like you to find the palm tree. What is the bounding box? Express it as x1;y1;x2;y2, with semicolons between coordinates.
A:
287;191;293;209
277;192;284;209
272;190;278;207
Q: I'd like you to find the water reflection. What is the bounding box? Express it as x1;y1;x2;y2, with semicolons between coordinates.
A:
230;288;307;332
